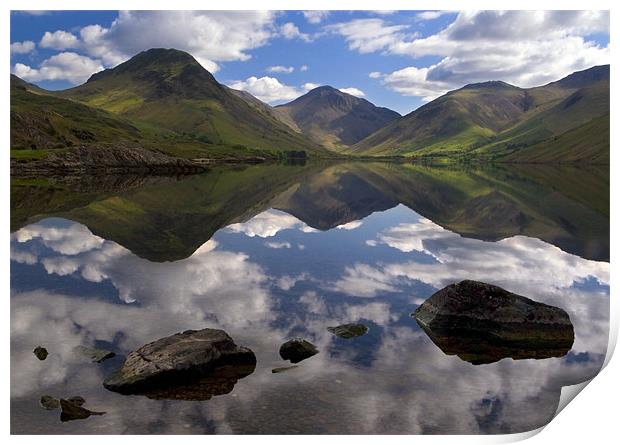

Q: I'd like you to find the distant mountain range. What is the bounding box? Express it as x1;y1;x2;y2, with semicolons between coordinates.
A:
10;48;609;164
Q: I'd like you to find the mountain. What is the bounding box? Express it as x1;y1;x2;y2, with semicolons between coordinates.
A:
352;65;609;163
11;74;142;151
275;86;400;150
12;162;608;262
12;48;327;161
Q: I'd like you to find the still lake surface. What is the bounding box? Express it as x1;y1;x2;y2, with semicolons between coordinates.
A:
10;162;609;434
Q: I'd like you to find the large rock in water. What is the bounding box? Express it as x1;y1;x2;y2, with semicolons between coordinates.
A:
103;328;256;400
413;280;574;365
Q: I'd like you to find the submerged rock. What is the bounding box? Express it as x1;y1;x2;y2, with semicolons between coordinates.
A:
33;346;48;361
67;396;85;406
271;365;299;374
73;345;116;363
60;399;105;422
103;328;256;399
40;395;60;410
327;323;369;339
279;338;319;363
413;280;575;365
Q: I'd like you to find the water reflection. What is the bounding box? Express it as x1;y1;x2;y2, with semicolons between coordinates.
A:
11;192;609;434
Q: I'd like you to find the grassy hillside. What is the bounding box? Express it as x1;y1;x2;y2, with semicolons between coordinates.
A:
11;75;142;151
352;66;609;163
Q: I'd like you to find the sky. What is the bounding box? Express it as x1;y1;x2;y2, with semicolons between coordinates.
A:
10;10;610;115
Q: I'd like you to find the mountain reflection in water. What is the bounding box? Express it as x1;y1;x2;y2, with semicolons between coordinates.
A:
10;162;609;434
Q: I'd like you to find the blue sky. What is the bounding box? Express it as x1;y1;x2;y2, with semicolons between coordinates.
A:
10;10;610;115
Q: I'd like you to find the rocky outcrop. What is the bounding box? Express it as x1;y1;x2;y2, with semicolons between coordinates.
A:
103;328;256;399
279;338;319;363
11;145;206;175
413;280;574;365
327;323;369;339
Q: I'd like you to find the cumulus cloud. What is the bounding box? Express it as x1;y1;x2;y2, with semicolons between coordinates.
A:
303;11;330;24
226;209;310;237
332;11;610;100
336;220;363;230
12;51;104;84
39;30;79;50
13;221;104;255
338;87;365;97
10;40;35;54
326;19;411;54
415;11;454;21
300;64;309;72
227;76;306;104
302;82;321;91
280;22;312;42
267;65;294;74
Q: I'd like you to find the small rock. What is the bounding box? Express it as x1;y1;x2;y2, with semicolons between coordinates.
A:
40;395;60;410
327;323;369;339
73;345;116;363
67;396;86;406
271;365;299;374
33;346;48;361
279;338;318;363
60;399;105;422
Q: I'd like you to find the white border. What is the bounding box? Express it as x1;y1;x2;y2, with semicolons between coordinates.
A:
3;1;617;443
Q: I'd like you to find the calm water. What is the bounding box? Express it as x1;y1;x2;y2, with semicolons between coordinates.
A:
10;162;609;434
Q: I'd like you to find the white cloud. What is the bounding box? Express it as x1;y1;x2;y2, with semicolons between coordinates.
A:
415;11;454;21
303;11;330;24
336;220;363;230
300;64;309;72
265;241;292;249
12;51;104;84
302;82;321;91
338;87;365;98
10;40;35;54
13;222;104;255
280;22;311;42
39;30;79;50
227;76;305;104
326;19;411;54
267;65;294;74
335;11;610;100
226;209;309;237
369;71;382;79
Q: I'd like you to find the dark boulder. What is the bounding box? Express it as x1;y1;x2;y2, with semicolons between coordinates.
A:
103;328;256;400
413;280;574;365
279;338;318;363
327;323;369;339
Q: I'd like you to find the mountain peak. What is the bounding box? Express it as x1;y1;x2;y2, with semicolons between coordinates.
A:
551;64;610;89
460;80;518;91
86;48;206;83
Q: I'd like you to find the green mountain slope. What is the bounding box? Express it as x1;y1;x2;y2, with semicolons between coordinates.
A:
54;48;327;157
275;86;400;150
353;65;609;163
11;74;142;151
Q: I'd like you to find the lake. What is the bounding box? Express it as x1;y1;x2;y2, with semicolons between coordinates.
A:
10;162;609;434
